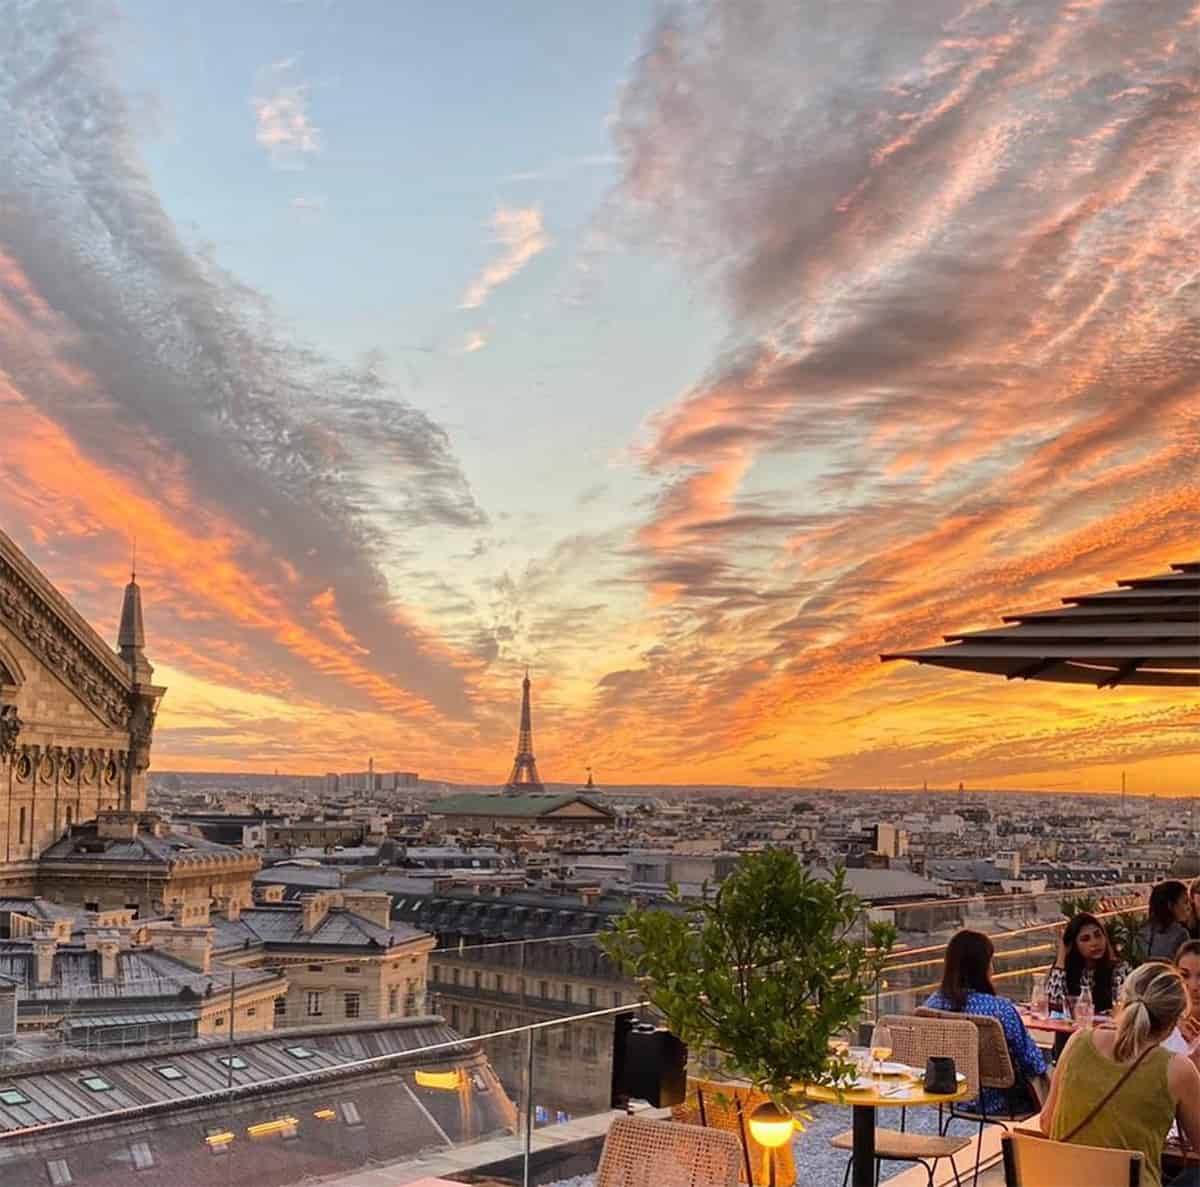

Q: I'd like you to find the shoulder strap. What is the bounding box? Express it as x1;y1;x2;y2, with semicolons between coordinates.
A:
1058;1040;1156;1144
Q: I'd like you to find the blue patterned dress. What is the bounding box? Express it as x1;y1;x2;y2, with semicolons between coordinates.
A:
923;989;1048;1115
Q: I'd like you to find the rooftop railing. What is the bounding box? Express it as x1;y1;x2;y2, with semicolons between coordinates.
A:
0;880;1154;1187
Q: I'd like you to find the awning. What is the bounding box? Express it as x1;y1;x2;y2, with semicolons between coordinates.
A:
881;561;1200;688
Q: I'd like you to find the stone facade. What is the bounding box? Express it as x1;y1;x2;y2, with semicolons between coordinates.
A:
212;889;435;1029
0;528;164;899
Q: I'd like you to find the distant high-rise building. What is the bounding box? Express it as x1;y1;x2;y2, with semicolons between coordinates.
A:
504;670;544;794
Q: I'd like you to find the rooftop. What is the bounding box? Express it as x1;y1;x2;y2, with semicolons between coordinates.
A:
430;793;613;819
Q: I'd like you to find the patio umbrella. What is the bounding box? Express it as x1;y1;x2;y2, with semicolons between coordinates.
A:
881;561;1200;688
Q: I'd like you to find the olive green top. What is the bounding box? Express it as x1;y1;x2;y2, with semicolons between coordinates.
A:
1049;1030;1174;1187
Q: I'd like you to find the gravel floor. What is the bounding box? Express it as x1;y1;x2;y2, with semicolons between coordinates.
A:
545;1102;974;1187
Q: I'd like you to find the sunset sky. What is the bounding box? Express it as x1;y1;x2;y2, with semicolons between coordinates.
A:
1;0;1197;793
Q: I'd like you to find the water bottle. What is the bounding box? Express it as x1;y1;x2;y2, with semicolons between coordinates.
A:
1031;974;1049;1018
1076;984;1095;1028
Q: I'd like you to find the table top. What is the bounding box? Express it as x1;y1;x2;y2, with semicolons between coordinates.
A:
797;1079;972;1108
1019;1009;1111;1035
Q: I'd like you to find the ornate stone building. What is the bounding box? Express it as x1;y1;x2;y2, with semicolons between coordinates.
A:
0;528;165;895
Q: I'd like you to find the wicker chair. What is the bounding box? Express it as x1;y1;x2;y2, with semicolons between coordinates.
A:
915;1007;1039;1126
1000;1132;1142;1187
672;1080;797;1187
596;1116;744;1187
830;1015;979;1187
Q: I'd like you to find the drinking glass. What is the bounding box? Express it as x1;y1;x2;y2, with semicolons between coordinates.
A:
869;1022;893;1085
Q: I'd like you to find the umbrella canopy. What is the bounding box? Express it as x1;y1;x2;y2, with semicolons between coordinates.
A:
881;561;1200;688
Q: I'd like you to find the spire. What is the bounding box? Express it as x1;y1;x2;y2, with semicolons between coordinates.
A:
504;668;543;793
118;568;154;684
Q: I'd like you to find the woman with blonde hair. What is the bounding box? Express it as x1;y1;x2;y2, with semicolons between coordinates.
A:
1040;962;1200;1187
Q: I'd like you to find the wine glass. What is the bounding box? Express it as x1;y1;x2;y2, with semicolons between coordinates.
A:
869;1021;893;1086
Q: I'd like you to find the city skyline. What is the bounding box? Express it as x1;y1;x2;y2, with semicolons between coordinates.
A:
1;0;1197;793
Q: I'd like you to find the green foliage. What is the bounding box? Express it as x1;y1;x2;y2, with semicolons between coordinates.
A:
1059;893;1100;919
1106;911;1148;967
601;849;895;1101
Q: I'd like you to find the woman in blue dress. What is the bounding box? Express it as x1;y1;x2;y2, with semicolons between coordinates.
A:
924;929;1048;1116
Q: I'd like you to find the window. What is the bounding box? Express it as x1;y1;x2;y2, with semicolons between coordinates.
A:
246;1007;256;1018
65;806;73;828
450;1005;460;1028
307;964;323;972
306;991;323;1017
344;964;360;974
404;993;416;1013
154;1065;185;1081
18;807;26;844
536;1028;549;1051
217;1056;249;1071
0;1088;29;1106
612;991;622;1008
583;1029;598;1057
494;973;504;992
451;967;460;985
47;1160;73;1186
81;1076;114;1093
214;1015;226;1027
562;984;572;1004
558;1028;572;1053
517;977;526;995
338;1101;363;1126
344;992;361;1019
84;901;99;914
472;971;481;989
283;1045;315;1060
274;996;286;1018
587;987;597;1008
388;987;399;1014
539;980;549;1000
470;1007;480;1034
130;1141;155;1171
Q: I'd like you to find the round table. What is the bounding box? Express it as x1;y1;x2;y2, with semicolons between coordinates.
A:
1018;1010;1110;1035
797;1078;972;1187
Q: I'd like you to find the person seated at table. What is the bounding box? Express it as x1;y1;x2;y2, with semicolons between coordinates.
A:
1163;941;1200;1058
1140;881;1194;961
924;929;1048;1115
1046;912;1131;1014
1040;962;1200;1187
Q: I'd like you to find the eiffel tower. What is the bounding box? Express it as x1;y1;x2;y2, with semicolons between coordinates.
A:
504;669;544;793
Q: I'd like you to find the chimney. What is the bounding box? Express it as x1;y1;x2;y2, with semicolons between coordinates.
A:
97;811;139;841
147;924;213;973
300;892;331;933
214;894;241;922
339;891;392;930
32;933;57;986
255;883;285;904
99;940;119;982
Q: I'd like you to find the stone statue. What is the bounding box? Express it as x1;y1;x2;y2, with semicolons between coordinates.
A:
0;704;21;757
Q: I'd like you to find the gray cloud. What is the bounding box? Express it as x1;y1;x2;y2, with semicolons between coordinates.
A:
0;1;484;718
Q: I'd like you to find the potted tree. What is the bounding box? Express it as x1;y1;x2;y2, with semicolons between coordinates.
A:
602;849;894;1186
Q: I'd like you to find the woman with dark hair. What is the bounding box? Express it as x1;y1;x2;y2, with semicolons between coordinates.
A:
1140;880;1193;961
924;929;1048;1115
1046;912;1130;1013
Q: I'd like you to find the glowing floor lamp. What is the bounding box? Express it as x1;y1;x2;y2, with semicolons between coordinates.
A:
748;1101;795;1187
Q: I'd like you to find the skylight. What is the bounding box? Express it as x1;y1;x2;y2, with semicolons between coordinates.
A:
217;1055;249;1071
283;1045;315;1060
0;1088;29;1106
154;1065;185;1081
81;1076;114;1093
